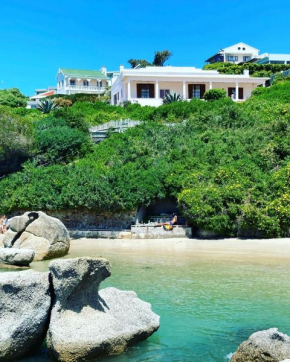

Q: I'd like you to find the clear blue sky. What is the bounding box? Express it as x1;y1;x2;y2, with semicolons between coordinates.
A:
0;0;289;95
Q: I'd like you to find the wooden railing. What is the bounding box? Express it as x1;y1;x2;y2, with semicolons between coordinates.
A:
90;119;141;143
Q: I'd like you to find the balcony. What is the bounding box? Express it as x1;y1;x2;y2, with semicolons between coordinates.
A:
65;85;106;92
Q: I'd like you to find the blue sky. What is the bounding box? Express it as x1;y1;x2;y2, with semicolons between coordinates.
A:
0;0;289;95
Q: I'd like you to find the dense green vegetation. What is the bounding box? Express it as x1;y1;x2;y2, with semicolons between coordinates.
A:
203;62;290;78
0;88;27;108
1;79;290;237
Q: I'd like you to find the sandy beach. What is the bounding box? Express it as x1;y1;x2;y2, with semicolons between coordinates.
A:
64;237;290;265
2;235;290;263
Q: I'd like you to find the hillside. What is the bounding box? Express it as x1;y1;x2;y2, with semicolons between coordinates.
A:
1;80;290;237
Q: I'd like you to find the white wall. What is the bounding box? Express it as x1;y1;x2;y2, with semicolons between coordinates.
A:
111;75;264;105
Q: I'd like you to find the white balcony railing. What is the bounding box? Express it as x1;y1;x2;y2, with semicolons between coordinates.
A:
65;85;106;92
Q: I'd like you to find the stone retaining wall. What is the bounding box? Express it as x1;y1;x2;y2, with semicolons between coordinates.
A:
131;225;192;239
10;209;136;230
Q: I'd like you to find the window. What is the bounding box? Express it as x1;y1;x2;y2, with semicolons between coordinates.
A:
141;84;150;98
188;84;206;99
83;80;89;86
228;87;244;100
160;89;170;99
243;56;251;62
193;85;201;98
226;55;238;62
137;84;155;98
70;79;76;86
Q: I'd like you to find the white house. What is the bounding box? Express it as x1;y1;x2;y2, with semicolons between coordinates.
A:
250;53;290;65
56;67;119;95
27;86;57;109
111;65;268;106
205;42;260;64
30;87;57;100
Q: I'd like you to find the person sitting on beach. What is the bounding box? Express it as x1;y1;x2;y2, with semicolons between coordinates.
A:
155;213;178;230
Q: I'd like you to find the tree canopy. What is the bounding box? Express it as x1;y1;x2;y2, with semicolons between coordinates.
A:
0;88;27;108
128;50;173;68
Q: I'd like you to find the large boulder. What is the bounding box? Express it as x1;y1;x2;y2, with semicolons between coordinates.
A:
0;270;51;361
4;211;70;260
2;229;18;248
7;212;36;233
0;248;34;266
47;257;160;362
231;328;290;362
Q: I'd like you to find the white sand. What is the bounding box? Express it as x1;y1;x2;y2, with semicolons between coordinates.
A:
2;234;290;264
69;237;290;263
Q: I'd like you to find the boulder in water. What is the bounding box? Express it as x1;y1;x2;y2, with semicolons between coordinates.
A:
0;270;51;361
47;257;160;362
0;248;34;266
231;328;290;362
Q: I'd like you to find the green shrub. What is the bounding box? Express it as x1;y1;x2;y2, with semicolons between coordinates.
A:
0;113;33;176
35;126;93;165
203;88;227;101
52;107;89;133
0;88;27;108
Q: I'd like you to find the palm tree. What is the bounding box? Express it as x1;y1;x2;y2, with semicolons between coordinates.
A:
37;99;58;114
153;50;173;66
163;92;183;104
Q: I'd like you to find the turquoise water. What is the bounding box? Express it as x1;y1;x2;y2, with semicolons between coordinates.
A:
3;240;290;362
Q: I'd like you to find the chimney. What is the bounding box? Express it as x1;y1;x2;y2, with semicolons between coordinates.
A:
119;64;124;72
101;66;107;75
243;69;249;76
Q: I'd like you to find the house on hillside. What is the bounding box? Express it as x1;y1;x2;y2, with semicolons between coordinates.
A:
56;67;119;95
111;65;268;106
27;86;57;109
248;53;290;65
30;87;57;100
205;42;259;64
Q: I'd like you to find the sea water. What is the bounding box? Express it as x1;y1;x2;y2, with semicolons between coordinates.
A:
3;238;290;362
